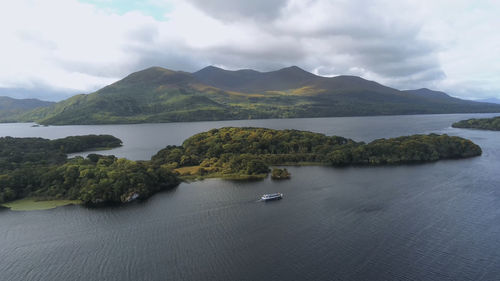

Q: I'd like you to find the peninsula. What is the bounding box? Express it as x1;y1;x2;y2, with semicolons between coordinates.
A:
452;116;500;131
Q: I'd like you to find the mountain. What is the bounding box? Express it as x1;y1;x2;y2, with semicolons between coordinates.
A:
403;88;456;100
0;96;54;121
476;97;500;104
17;66;500;125
0;96;54;110
193;65;318;93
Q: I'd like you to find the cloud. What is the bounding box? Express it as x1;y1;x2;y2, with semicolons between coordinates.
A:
185;0;289;21
0;0;499;101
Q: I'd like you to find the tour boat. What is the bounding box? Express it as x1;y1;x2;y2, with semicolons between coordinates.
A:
261;193;283;201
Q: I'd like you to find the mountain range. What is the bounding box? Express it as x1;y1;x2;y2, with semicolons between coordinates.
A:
0;96;54;121
476;97;500;104
4;66;500;125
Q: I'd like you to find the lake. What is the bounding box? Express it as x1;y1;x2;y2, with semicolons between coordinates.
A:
1;113;500;281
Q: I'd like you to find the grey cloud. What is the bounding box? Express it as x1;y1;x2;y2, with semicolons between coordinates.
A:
186;0;289;21
5;0;461;101
383;68;447;91
53;58;129;79
200;40;307;70
168;0;445;90
126;47;205;73
440;80;500;100
78;0;445;96
54;24;162;78
348;43;443;78
126;24;159;43
252;0;445;85
124;39;306;74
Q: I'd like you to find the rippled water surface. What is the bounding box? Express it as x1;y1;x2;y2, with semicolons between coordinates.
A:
1;114;500;281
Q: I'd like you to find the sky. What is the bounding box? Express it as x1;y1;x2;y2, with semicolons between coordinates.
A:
0;0;499;101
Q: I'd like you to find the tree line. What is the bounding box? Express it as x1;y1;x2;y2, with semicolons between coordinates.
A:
0;128;482;205
152;127;482;178
0;135;178;204
452;116;500;131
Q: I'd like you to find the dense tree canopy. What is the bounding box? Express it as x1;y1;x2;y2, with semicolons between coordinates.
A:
152;127;482;178
0;135;179;205
328;134;481;165
0;135;122;173
0;129;482;205
51;135;122;153
271;168;291;180
452;116;500;131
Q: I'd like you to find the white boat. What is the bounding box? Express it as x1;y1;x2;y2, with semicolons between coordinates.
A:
261;193;283;201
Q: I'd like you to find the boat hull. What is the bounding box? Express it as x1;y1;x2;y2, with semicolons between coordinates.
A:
262;197;282;201
260;193;283;201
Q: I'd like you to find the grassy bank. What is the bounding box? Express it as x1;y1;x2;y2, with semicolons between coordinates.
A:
1;198;82;211
174;165;268;181
179;173;268;181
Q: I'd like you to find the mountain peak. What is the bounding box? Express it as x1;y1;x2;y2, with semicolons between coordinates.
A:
414;88;434;93
194;65;261;75
280;65;304;71
196;65;224;73
404;88;452;100
110;66;193;88
192;65;319;92
139;66;176;74
275;65;311;75
270;65;318;82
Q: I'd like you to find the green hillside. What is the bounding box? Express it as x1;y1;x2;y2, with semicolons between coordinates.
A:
17;66;500;125
0;96;54;121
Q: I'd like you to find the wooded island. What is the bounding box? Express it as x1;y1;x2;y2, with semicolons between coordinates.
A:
0;135;178;206
0;128;482;209
152;127;481;178
452;116;500;131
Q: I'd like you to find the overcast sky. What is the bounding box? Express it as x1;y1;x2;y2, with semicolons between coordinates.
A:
1;0;499;101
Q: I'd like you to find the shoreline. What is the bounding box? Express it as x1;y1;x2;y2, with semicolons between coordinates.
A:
1;198;82;211
1;112;499;127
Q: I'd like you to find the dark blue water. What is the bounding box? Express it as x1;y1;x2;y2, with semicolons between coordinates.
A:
1;114;500;281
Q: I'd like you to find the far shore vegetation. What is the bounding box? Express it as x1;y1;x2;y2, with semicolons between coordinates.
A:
452;116;500;131
1;127;482;210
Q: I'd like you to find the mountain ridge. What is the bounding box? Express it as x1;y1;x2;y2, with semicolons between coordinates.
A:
0;96;55;121
476;97;500;104
9;65;500;125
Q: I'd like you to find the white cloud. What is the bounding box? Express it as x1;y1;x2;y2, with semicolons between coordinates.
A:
0;0;135;95
0;0;499;101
